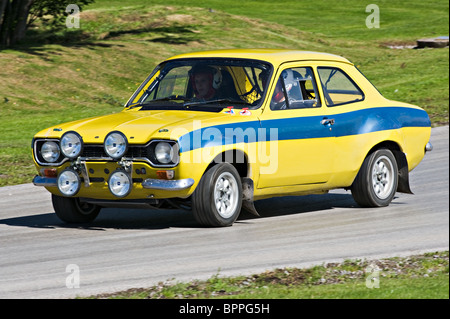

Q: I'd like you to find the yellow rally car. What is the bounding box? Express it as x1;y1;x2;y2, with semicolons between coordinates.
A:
32;49;432;227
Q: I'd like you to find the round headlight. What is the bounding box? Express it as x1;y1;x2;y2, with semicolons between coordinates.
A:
108;170;132;198
155;142;174;164
104;131;128;159
60;132;83;159
57;169;81;197
41;142;60;163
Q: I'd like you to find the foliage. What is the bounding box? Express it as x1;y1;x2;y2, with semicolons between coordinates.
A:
0;0;94;48
27;0;95;30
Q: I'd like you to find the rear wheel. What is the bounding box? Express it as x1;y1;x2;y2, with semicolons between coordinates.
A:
52;194;101;223
192;163;243;227
351;149;398;207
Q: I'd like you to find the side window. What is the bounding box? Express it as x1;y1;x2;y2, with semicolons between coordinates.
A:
317;67;364;106
270;67;321;110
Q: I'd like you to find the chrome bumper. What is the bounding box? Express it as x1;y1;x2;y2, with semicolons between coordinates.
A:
33;175;194;192
33;176;57;187
142;178;194;191
425;141;433;152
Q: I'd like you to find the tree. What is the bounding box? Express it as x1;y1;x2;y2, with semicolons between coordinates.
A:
0;0;94;48
0;0;34;48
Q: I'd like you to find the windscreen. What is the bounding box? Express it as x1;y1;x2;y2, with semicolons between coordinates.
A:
127;59;272;111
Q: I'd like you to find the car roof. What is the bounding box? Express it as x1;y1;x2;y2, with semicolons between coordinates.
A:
166;49;353;66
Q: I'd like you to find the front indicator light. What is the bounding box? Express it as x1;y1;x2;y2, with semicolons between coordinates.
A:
40;168;57;178
108;170;132;198
57;169;81;197
156;170;174;180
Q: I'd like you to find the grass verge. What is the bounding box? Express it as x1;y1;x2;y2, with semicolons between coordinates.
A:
91;251;449;299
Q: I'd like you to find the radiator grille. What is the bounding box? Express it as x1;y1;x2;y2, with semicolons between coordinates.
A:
82;145;148;158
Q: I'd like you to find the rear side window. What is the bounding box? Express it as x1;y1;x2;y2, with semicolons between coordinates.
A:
317;67;364;106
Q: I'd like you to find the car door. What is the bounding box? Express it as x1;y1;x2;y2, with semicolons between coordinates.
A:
257;63;336;188
315;64;369;182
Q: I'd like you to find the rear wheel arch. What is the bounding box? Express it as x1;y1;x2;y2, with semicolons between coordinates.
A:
351;148;399;207
364;141;411;194
350;140;412;207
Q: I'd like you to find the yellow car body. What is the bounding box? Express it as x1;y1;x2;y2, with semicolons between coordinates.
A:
32;49;432;226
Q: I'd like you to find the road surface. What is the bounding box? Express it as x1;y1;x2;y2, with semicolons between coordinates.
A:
0;126;448;298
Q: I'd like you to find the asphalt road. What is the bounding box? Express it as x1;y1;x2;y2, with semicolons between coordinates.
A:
0;126;448;299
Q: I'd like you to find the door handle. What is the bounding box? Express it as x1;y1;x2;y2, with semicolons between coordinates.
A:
321;118;335;126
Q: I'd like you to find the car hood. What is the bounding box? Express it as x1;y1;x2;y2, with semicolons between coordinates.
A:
36;108;260;144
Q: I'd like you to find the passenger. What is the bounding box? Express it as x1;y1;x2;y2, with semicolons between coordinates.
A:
271;78;288;110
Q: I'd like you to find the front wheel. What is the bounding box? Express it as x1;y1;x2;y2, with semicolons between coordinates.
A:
351;149;398;207
52;195;101;223
192;163;243;227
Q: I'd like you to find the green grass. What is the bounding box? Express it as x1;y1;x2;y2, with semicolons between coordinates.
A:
231;275;448;299
91;251;449;299
0;0;448;186
86;0;449;40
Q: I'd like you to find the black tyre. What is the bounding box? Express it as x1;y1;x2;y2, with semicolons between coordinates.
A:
192;163;243;227
52;194;101;223
351;149;399;207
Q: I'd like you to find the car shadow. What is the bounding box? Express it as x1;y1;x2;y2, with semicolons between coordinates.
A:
0;192;359;231
0;208;196;231
237;192;359;223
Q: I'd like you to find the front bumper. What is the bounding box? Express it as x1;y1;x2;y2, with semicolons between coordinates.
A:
142;178;194;191
33;176;194;192
33;176;57;187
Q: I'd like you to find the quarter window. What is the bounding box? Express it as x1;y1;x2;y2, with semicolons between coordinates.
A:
317;67;364;106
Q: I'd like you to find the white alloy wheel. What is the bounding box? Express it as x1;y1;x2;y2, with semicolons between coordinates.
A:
192;163;243;227
214;172;239;219
351;148;399;207
371;155;395;200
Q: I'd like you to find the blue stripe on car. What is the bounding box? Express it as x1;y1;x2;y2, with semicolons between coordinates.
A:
178;107;430;153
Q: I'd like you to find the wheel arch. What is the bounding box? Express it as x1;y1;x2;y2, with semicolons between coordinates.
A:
204;148;250;178
358;140;412;194
197;148;260;218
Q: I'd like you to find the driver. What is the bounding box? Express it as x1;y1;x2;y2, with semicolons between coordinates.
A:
190;65;222;100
